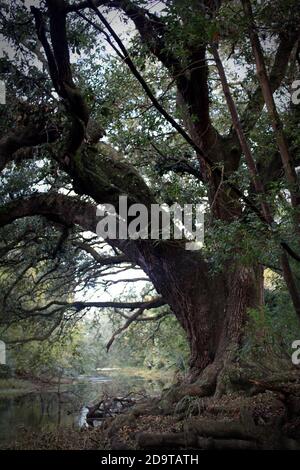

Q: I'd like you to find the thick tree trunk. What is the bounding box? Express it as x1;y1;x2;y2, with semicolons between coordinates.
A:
186;265;262;387
167;71;262;387
138;243;263;390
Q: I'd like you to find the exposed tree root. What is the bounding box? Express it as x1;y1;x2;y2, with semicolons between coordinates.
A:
137;431;258;450
85;364;300;450
163;363;220;403
137;431;197;449
135;412;300;450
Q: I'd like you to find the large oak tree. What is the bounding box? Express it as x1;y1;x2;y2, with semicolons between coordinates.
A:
0;0;300;394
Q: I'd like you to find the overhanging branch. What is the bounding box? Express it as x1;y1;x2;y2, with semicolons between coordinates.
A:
72;241;131;265
0;124;59;173
20;297;165;315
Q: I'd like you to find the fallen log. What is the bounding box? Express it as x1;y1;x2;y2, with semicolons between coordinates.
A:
86;394;139;426
197;437;257;450
136;431;197;449
247;379;300;397
136;431;257;450
184;418;257;440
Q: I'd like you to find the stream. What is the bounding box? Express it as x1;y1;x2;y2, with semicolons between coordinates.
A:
0;370;167;447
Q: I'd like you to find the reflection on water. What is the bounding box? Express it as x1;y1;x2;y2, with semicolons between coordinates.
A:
0;373;165;446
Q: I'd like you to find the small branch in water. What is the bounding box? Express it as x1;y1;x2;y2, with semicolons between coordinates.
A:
85;392;145;426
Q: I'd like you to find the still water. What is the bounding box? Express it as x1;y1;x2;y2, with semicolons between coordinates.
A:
0;371;166;447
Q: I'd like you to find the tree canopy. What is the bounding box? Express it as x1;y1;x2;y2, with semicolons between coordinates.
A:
0;0;299;386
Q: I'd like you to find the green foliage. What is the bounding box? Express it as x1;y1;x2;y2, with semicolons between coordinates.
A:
0;0;300;382
0;364;12;379
4;312;189;378
240;282;300;373
105;314;189;371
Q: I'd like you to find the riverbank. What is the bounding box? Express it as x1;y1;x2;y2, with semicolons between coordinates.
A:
0;367;173;449
0;378;36;396
4;389;300;450
3;369;300;450
97;367;174;382
0;367;173;395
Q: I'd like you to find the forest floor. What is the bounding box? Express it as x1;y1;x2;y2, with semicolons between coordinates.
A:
2;368;300;450
5;383;300;450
